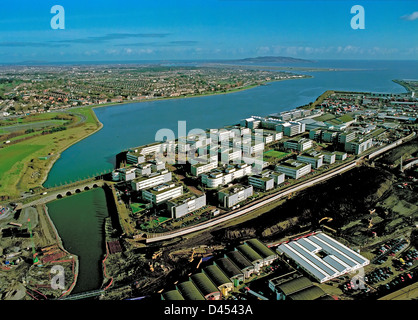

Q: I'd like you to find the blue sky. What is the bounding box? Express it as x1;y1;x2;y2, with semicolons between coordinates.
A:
0;0;416;63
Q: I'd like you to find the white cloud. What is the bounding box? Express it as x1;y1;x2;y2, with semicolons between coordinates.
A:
401;11;418;21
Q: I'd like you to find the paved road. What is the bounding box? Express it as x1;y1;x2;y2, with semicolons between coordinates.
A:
146;160;358;243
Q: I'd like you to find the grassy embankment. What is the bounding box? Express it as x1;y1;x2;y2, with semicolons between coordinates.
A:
0;107;101;199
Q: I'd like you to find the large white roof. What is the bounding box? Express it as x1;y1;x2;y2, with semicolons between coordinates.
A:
277;232;369;283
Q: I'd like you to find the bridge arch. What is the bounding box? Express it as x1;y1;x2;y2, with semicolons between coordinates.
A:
93;184;98;188
75;189;81;193
57;194;63;199
84;186;90;191
66;191;72;196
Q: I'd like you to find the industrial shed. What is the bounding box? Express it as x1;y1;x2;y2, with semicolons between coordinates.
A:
161;289;184;300
214;257;244;287
236;244;264;272
276;232;369;283
203;265;234;297
226;251;254;279
245;238;278;266
269;276;313;300
190;273;221;300
176;281;205;300
288;285;326;301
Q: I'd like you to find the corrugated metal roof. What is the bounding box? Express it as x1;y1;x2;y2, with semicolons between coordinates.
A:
190;273;220;297
288;285;326;301
215;258;244;279
323;255;350;273
226;251;253;270
277;244;330;283
245;238;277;259
276;276;313;296
316;233;369;265
177;281;205;300
277;232;369;283
236;244;263;263
287;241;339;276
162;289;184;300
203;265;232;287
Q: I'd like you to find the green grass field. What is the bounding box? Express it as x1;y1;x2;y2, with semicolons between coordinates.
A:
263;150;290;160
130;202;147;214
0;144;45;177
0;106;101;198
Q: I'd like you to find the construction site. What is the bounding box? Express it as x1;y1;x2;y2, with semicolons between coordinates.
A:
0;203;78;300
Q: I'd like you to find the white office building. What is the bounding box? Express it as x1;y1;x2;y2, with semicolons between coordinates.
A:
284;138;313;152
131;170;172;191
191;161;218;176
297;151;324;169
218;185;253;208
275;160;311;179
142;183;183;205
201;163;252;188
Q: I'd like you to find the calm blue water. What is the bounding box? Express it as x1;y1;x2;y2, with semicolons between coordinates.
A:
43;60;417;187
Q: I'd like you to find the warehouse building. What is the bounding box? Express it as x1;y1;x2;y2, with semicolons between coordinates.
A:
190;273;221;300
226;250;255;279
288;285;327;300
166;193;206;219
218;184;253;208
235;244;264;273
268;275;328;300
214;257;244;287
269;276;313;300
176;281;205;300
245;238;278;266
276;232;369;283
161;289;185;300
203;265;234;297
275;160;312;179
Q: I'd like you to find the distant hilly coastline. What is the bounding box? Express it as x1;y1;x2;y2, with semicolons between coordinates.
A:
228;56;315;64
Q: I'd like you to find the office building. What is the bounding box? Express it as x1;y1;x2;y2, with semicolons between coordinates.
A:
218;184;253;208
166;193;206;219
142;183;183;205
297;151;324;169
275;160;311;179
131;170;172;191
284;138;313;152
